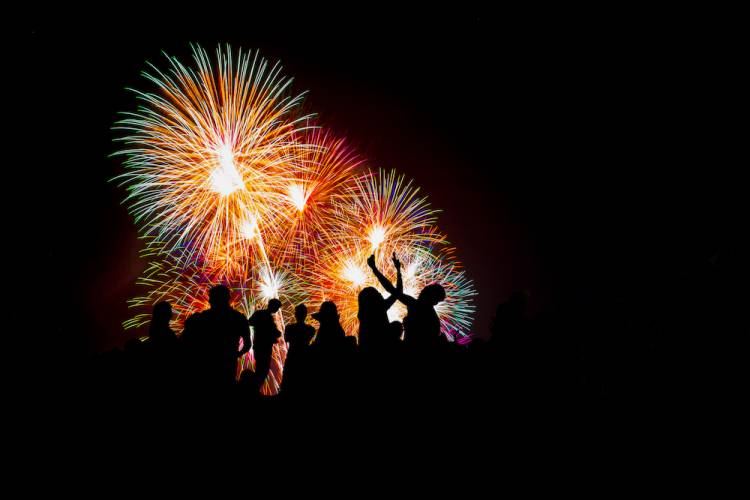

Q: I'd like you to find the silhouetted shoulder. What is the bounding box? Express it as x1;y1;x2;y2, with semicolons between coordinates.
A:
248;310;264;325
185;311;203;322
182;311;203;338
228;308;247;321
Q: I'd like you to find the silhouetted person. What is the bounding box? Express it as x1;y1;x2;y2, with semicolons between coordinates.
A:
123;337;148;395
358;253;402;351
486;291;538;402
181;285;250;392
368;254;446;348
370;319;407;400
489;291;529;343
312;301;346;347
310;301;354;397
248;298;282;394
145;301;178;389
148;301;177;352
488;291;530;363
281;304;316;396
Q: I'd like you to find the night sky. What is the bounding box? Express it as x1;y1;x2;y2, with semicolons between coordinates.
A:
27;9;732;355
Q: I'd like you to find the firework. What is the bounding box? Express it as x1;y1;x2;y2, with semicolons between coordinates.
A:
328;169;445;256
115;45;477;394
270;128;364;270
304;169;475;341
308;237;475;341
124;241;307;395
113;44;313;275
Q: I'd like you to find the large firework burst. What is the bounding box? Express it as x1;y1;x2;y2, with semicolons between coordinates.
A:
114;45;477;394
275;167;474;342
113;44;313;275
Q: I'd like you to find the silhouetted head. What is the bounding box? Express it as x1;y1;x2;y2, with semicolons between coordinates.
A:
152;301;172;325
208;285;231;309
268;298;282;314
312;301;339;323
294;304;308;322
358;286;384;311
418;283;446;305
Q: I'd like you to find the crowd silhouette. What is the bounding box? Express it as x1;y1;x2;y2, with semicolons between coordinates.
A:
83;248;727;427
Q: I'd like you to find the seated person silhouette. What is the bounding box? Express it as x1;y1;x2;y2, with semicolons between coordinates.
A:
248;298;282;394
368;253;446;348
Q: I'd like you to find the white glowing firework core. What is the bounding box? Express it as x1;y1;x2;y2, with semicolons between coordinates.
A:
288;184;310;212
209;144;244;196
368;226;386;250
241;217;258;240
405;259;420;279
260;282;280;300
259;269;282;300
342;260;367;287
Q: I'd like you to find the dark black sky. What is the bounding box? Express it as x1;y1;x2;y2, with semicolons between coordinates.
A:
26;8;734;354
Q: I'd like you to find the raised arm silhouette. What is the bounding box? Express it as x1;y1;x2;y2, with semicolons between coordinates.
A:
368;253;445;348
358;253;403;351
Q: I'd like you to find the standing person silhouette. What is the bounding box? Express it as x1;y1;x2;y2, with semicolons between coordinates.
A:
248;298;282;394
148;301;177;352
368;253;446;348
281;304;316;396
146;301;178;389
357;253;403;351
310;301;352;396
311;301;347;348
182;285;250;391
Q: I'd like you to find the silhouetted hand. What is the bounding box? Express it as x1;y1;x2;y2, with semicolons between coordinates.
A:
392;252;401;271
367;254;376;269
